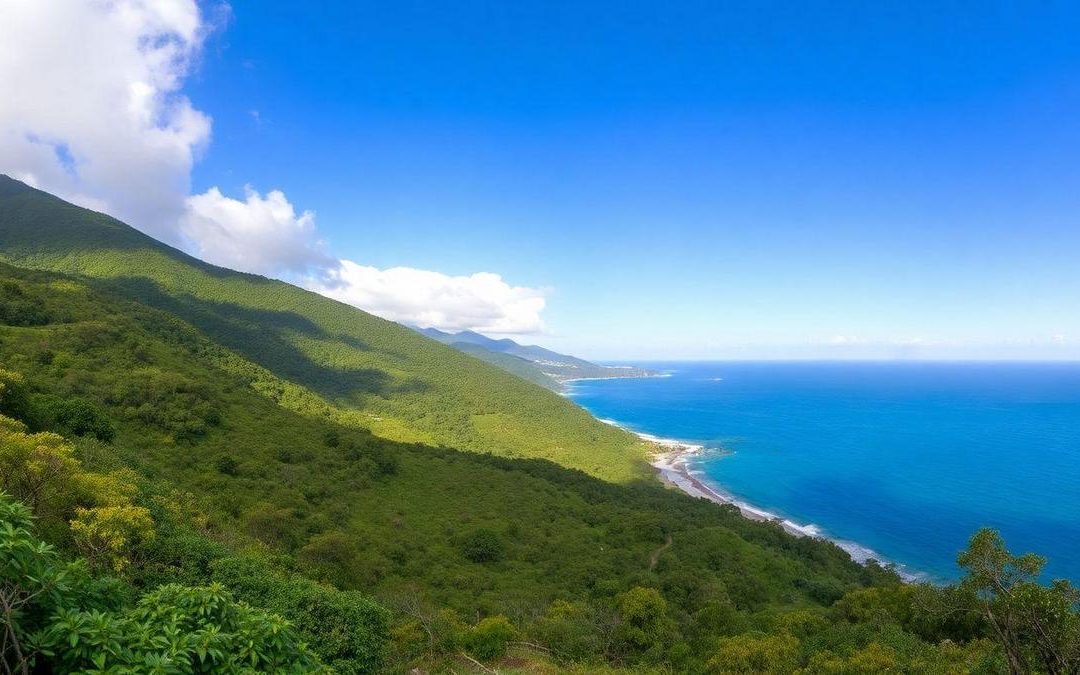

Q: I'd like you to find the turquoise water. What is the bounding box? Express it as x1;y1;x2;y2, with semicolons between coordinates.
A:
567;362;1080;582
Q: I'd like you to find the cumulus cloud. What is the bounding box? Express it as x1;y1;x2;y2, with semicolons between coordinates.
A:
0;0;210;240
181;186;335;278
0;0;549;334
180;186;548;332
311;261;547;334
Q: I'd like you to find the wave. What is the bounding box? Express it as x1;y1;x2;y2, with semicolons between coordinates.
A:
606;419;923;581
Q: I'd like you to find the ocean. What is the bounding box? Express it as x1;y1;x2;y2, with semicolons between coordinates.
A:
567;361;1080;582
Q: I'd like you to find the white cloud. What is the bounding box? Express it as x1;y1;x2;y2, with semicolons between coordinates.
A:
825;335;864;346
0;0;210;241
0;0;550;335
182;186;335;278
311;261;547;334
181;186;549;333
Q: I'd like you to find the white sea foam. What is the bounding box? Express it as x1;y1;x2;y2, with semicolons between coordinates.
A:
614;421;922;581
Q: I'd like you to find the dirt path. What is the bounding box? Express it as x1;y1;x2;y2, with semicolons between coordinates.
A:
648;534;673;571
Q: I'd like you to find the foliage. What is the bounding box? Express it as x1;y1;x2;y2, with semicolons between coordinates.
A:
953;528;1080;674
462;615;517;661
460;527;505;563
69;504;155;573
211;554;391;674
3;179;1078;672
614;586;677;662
0;177;651;482
30;394;115;441
706;632;800;673
0;415;151;570
39;583;324;673
0;493;322;673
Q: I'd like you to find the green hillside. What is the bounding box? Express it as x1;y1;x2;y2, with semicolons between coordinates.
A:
0;259;902;672
452;341;563;390
0;175;645;482
2;177;1073;673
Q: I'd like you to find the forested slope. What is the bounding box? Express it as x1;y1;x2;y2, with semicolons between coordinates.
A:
0;175;645;482
0;259;900;672
3;177;1077;672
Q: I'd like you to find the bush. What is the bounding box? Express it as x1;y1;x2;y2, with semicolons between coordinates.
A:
463;615;516;661
41;583;324;673
0;493;321;674
615;586;677;660
0;369;31;422
461;528;504;563
32;395;115;441
212;554;391;674
706;632;800;673
0;281;50;326
535;600;604;664
215;455;239;476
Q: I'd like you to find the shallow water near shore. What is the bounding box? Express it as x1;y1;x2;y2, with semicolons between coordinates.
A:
568;361;1080;582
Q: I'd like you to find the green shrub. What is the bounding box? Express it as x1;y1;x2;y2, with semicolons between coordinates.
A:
463;615;517;661
461;528;504;563
215;454;239;476
0;369;31;422
212;554;391;674
0;493;321;674
32;394;115;441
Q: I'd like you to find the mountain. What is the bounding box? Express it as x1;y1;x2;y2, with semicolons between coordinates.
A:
449;341;563;390
417;326;660;389
0;175;646;482
0;176;1015;673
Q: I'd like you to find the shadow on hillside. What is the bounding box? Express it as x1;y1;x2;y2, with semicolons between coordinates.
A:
106;277;428;402
0;181;270;283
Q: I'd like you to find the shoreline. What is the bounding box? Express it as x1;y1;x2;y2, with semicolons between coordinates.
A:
594;419;920;581
559;371;670;384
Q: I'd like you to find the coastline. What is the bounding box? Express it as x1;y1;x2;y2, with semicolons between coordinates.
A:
594;419;920;581
559;371;670;384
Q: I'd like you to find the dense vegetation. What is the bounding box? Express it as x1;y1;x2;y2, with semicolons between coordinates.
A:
0;176;646;483
1;176;1079;672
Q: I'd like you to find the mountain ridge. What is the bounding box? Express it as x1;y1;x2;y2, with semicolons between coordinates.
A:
416;326;660;389
0;174;649;481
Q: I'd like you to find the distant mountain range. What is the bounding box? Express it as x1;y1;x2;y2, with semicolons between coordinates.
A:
416;327;660;390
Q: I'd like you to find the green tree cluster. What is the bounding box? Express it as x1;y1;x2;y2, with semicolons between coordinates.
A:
1;495;323;673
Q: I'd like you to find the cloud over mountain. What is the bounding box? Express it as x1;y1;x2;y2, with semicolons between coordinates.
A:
0;0;546;334
312;262;547;335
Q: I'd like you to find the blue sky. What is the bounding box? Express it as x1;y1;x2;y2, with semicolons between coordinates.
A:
5;2;1080;359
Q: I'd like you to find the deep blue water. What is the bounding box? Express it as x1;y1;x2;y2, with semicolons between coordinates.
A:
567;362;1080;582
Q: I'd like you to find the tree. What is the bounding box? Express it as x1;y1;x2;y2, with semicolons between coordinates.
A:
69;504;155;573
211;554;391;674
0;496;90;674
0;370;30;423
0;416;81;522
615;586;676;661
954;528;1080;674
463;615;516;661
706;632;800;673
1;493;323;673
461;528;504;563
